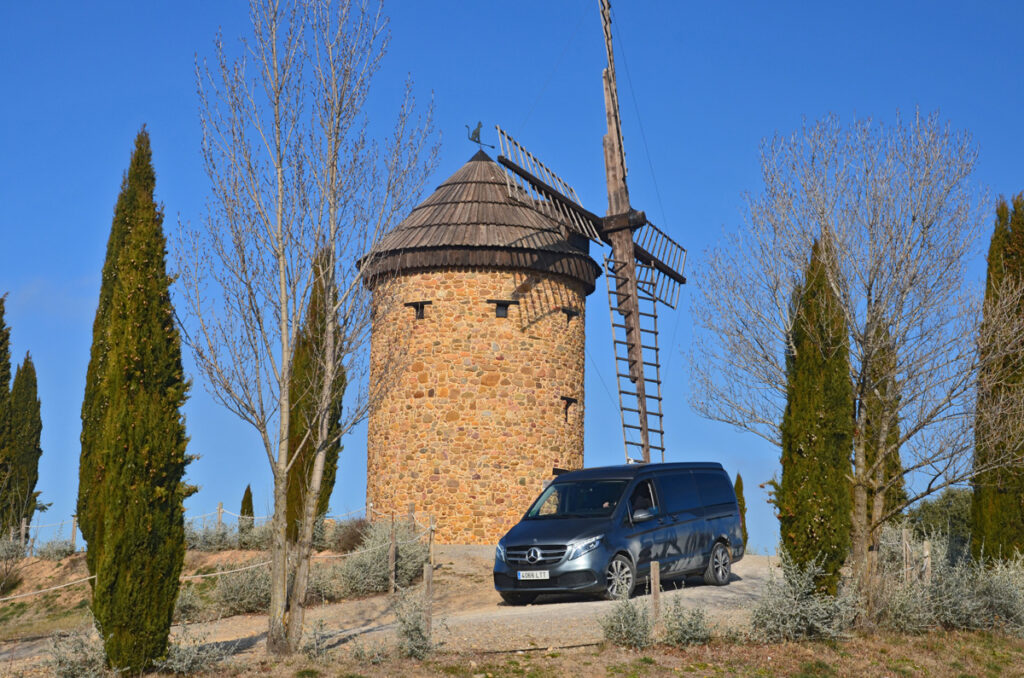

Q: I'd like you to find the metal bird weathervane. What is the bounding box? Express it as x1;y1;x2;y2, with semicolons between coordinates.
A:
494;0;687;464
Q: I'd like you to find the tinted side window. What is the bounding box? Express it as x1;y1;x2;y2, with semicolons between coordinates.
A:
693;470;736;507
657;471;700;513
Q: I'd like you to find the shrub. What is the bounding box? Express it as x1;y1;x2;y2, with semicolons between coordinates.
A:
45;628;107;678
302;618;332;662
750;550;857;642
173;584;204;623
215;564;271;615
36;539;75;561
305;564;346;605
185;522;237;552
350;639;389;664
393;589;432;659
238;521;272;550
312;515;329;551
661;599;712;646
329;518;368;553
600;596;653;650
339;520;427;595
872;525;1024;634
0;538;24;594
152;622;233;675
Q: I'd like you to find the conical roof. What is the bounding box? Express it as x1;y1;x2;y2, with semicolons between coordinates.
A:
360;150;601;293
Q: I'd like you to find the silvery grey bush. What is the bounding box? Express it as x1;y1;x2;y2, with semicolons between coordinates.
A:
339;520;428;595
152;622;234;675
173;583;204;623
215;564;271;615
350;639;389;664
36;539;75;561
873;524;1024;635
393;589;433;659
302;618;332;662
600;596;653;649
185;522;236;551
662;599;712;646
750;550;858;642
45;625;107;678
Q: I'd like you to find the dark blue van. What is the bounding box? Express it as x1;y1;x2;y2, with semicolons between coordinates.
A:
493;462;744;604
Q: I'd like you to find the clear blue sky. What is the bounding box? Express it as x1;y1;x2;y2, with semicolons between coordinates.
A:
2;2;1023;552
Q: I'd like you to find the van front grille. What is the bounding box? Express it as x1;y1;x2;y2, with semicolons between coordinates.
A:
505;544;567;566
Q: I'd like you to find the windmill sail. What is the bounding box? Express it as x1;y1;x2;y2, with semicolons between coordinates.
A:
496;126;603;242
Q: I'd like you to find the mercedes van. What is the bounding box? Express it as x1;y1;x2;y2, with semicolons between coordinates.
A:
493;462;744;604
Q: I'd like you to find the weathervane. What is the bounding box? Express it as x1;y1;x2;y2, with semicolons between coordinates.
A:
465;121;495;149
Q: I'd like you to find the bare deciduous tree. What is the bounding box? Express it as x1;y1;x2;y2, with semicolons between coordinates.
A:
690;111;1024;590
176;0;436;654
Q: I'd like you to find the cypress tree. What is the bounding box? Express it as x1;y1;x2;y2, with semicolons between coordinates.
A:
734;473;748;549
77;129;192;671
5;355;42;530
79;129;137;575
973;193;1024;558
285;254;345;543
240;484;254;536
773;239;853;593
0;296;12;535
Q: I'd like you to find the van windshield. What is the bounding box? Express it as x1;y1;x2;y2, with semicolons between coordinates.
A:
525;480;628;519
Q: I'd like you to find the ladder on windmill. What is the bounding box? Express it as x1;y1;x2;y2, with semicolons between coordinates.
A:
605;257;666;464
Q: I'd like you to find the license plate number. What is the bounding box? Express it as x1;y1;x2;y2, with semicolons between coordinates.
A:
517;570;549;580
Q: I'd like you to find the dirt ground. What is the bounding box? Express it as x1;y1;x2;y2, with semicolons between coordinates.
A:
5;548;1022;677
0;546;773;675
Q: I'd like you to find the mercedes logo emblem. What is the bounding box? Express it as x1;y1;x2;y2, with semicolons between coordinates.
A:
526;547;542;564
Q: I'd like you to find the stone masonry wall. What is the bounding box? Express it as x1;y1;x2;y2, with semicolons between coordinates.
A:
366;267;587;544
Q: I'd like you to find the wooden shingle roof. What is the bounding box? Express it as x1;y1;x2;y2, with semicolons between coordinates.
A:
360;150;601;294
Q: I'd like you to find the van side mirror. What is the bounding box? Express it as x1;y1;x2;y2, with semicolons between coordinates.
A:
632;508;655;523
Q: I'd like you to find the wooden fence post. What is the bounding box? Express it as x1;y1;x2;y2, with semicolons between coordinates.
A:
923;540;932;585
388;514;397;594
217;502;224;528
408;502;415;526
423;561;433;637
902;528;911;582
650;561;661;633
429;515;436;568
70;516;77;551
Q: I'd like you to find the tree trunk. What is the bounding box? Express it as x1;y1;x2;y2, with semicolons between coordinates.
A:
284;443;328;651
849;408;871;592
267;429;291;654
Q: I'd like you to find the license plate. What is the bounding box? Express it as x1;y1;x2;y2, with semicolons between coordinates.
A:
517;570;549;580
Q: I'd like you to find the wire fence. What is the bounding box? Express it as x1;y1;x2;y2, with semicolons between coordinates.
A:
0;505;436;604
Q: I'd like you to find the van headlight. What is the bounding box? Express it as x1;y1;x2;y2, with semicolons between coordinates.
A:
567;535;603;561
495;540;506;563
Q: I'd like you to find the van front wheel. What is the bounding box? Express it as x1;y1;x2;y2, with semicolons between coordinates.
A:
704;542;731;586
604;554;635;600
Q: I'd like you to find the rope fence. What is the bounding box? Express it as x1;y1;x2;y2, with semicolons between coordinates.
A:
7;503;381;556
1;507;436;604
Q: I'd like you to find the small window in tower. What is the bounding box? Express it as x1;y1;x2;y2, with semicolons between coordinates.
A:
486;299;519;318
404;300;431;320
560;395;578;422
561;307;580;322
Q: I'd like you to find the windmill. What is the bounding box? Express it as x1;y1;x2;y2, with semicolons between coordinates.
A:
493;0;686;464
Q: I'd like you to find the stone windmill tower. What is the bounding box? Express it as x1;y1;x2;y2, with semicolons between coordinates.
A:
359;150;601;544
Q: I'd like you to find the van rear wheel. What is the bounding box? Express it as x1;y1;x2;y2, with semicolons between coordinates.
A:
604;554;635;600
704;542;731;586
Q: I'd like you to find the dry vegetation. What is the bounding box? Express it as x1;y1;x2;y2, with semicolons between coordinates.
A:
3;539;1023;676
